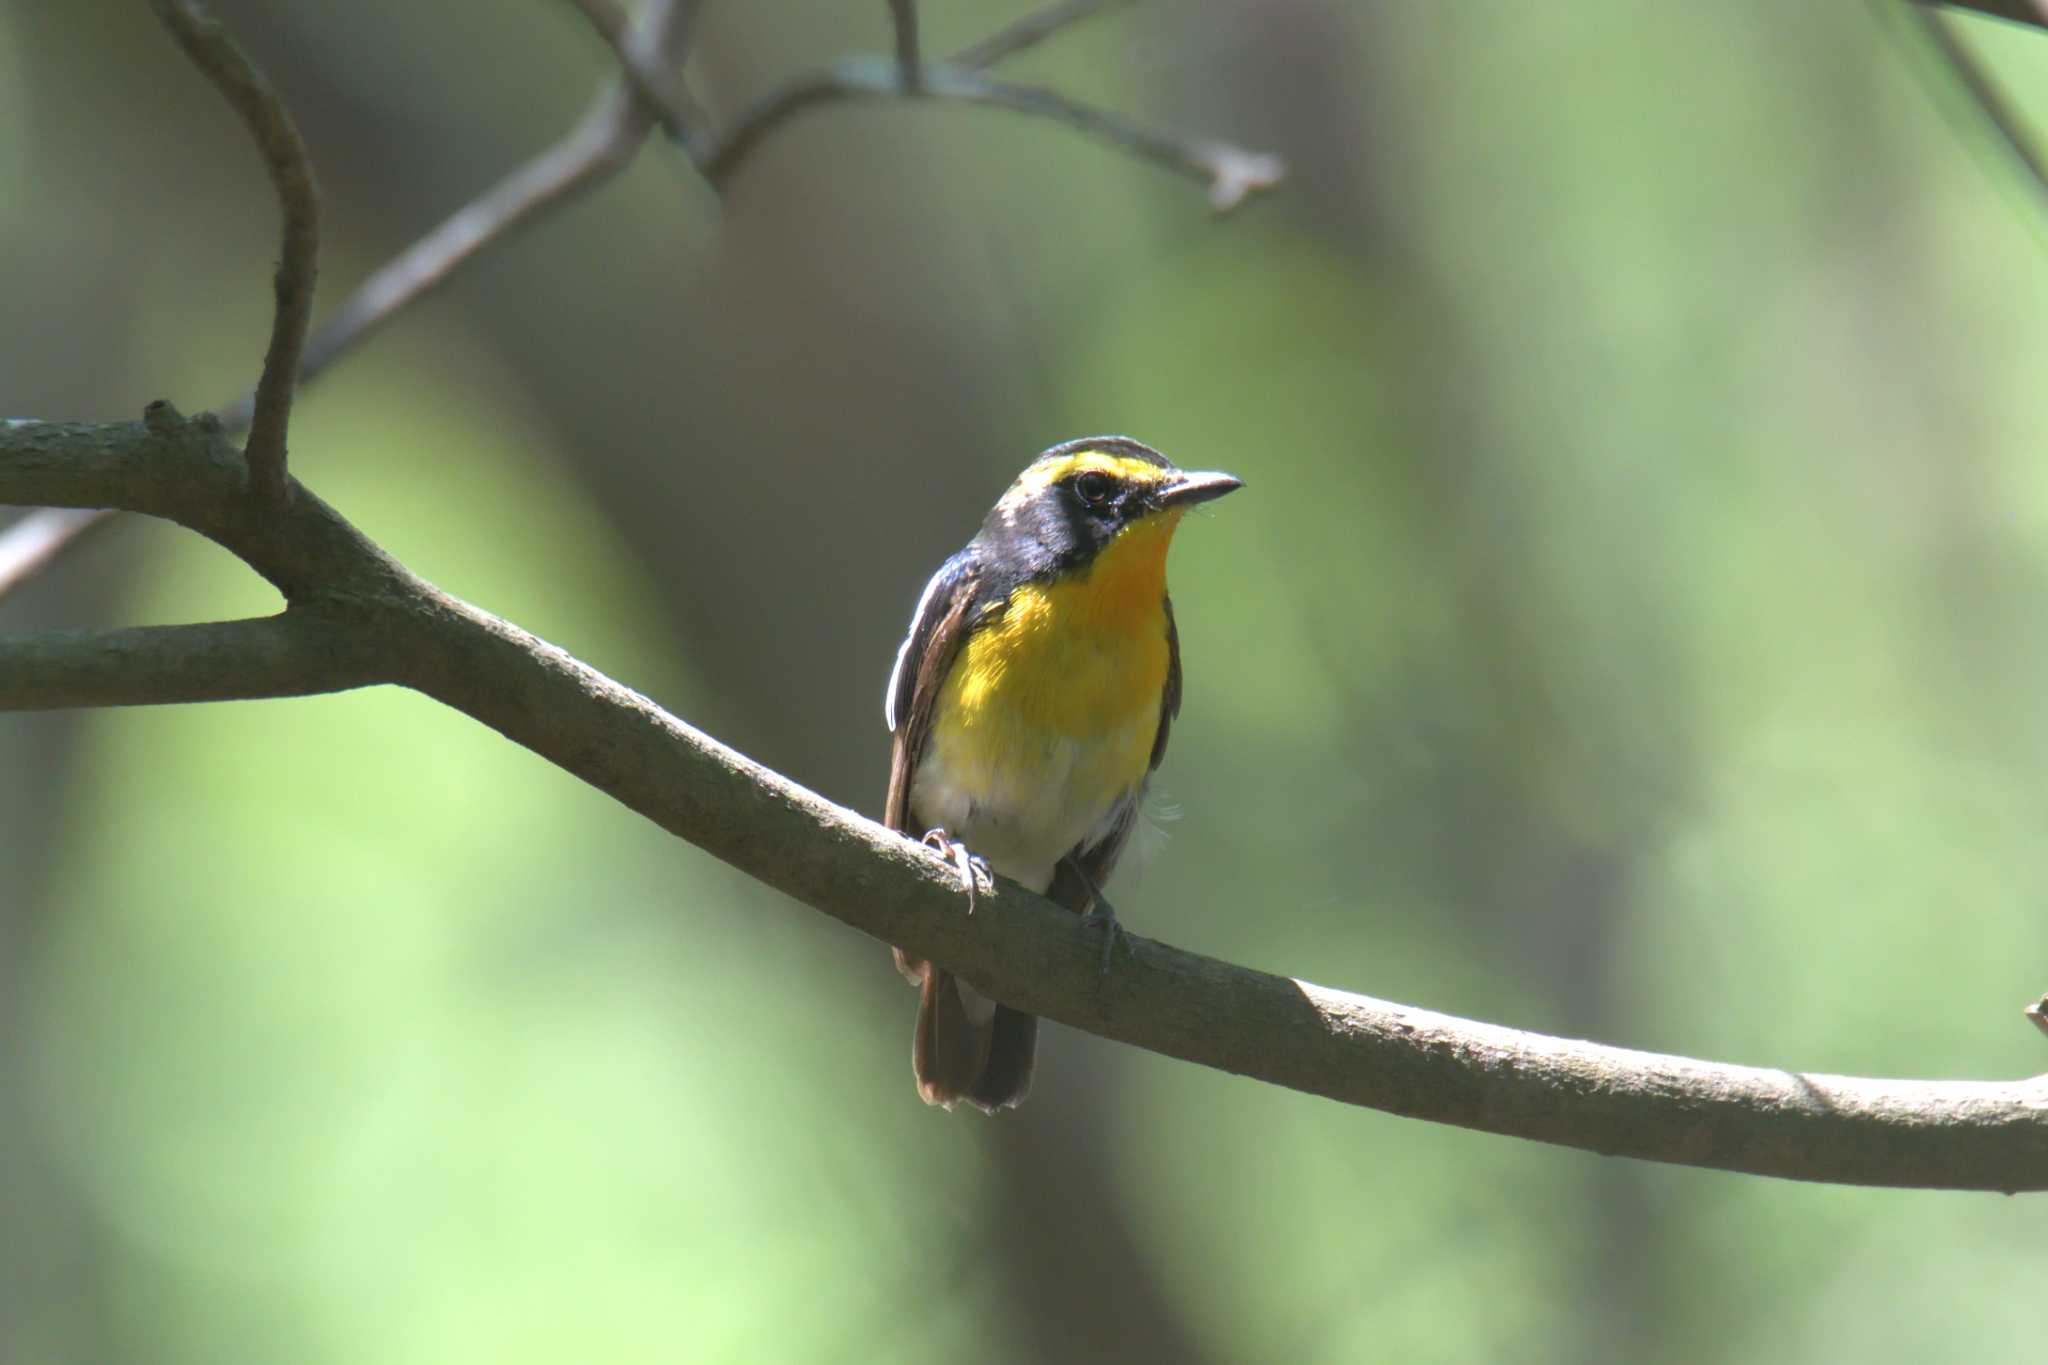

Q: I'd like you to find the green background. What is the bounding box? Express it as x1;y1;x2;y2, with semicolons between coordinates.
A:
4;2;2046;1360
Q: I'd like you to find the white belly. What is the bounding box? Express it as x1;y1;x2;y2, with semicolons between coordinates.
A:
908;716;1151;894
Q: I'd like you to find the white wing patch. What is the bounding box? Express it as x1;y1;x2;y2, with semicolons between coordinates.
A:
885;564;949;732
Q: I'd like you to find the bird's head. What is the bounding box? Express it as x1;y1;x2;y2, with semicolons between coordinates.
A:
977;436;1241;580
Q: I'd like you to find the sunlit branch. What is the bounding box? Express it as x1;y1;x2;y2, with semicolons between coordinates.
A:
4;408;2045;1192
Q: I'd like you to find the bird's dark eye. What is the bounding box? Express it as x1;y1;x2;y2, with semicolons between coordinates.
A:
1075;471;1114;507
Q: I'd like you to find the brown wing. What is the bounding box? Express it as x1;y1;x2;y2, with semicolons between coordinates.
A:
1150;593;1182;770
884;558;979;834
1051;592;1183;911
885;557;980;982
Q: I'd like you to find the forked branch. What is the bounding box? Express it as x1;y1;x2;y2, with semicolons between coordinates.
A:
2;409;2045;1193
150;0;319;508
1;0;1275;601
8;0;2041;1193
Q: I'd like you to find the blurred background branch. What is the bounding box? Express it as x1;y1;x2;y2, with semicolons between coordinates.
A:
230;0;703;431
559;0;705;139
699;56;1285;208
949;0;1123;68
0;501;112;599
886;0;923;91
1;0;1274;605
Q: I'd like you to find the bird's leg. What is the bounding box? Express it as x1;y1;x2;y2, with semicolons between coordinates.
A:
921;829;991;913
1061;855;1135;977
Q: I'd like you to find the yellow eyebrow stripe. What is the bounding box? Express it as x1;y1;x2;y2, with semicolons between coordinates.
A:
1001;451;1171;505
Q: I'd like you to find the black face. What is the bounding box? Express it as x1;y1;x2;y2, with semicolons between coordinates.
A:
977;468;1132;583
969;437;1237;594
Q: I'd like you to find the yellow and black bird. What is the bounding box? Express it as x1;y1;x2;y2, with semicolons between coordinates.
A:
883;436;1241;1111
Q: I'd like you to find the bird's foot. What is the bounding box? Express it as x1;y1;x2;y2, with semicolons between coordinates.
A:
1080;896;1136;977
921;829;991;913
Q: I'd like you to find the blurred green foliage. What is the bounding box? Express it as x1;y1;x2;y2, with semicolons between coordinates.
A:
5;2;2048;1362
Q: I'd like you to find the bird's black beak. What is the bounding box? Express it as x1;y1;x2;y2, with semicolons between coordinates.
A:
1157;470;1244;508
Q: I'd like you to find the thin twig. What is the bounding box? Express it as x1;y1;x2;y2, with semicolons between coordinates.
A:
701;57;1285;211
951;0;1125;71
2;0;1236;601
560;0;706;138
0;0;696;601
221;0;699;430
887;0;924;91
151;0;319;509
1909;0;2048;201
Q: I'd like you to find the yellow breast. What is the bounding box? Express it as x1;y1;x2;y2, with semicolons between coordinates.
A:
914;511;1183;887
943;510;1180;749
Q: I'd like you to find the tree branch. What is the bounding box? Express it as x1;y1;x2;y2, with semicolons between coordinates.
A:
151;0;319;509
700;56;1285;211
886;0;923;92
0;0;1264;603
224;0;701;431
5;409;2045;1192
559;0;706;140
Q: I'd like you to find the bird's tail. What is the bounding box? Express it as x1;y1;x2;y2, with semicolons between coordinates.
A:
908;961;1036;1113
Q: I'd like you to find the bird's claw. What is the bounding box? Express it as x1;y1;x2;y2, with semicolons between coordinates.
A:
1081;898;1135;977
921;829;990;913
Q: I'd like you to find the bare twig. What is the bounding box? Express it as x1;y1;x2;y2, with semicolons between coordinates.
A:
1910;0;2048;201
701;57;1285;211
151;0;319;509
5;408;2048;1191
560;0;706;138
4;0;697;603
222;0;700;429
887;0;924;91
951;0;1125;71
1;0;1253;602
252;98;637;424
